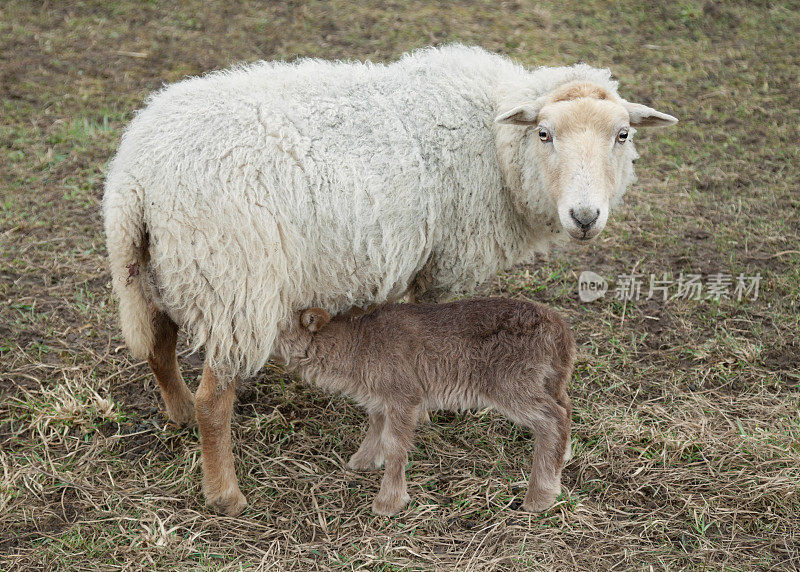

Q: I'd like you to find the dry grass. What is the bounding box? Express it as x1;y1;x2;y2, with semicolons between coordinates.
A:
1;0;799;569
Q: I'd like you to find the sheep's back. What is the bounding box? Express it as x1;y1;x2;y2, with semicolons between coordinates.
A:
105;48;512;375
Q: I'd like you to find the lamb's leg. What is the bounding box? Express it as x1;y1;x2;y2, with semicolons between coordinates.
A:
557;393;573;463
195;363;247;516
497;397;570;513
372;405;418;516
348;411;386;470
520;399;570;512
147;308;195;427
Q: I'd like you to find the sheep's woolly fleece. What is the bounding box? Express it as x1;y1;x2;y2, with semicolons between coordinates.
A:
103;45;630;380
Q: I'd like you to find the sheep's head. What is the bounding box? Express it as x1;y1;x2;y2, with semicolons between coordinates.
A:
495;80;677;242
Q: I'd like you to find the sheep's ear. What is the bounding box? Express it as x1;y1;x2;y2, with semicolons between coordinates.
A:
623;101;678;127
301;308;331;333
495;103;541;125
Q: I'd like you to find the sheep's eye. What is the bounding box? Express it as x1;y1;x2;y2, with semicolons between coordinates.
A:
538;127;552;142
616;128;629;143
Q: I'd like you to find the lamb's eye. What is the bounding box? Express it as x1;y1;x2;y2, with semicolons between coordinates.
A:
538;127;552;142
616;128;629;143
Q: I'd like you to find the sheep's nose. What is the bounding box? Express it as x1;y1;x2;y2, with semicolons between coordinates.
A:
569;207;600;230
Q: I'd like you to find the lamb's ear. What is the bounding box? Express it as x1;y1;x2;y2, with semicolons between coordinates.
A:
301;308;331;333
494;102;542;125
622;101;678;128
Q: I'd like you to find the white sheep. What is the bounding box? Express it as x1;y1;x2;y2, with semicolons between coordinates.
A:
104;45;677;515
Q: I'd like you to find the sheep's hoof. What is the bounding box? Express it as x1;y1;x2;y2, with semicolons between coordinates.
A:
207;489;248;517
165;398;196;428
371;492;410;516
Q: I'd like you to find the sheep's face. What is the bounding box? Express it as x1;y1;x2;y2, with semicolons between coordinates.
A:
496;81;677;242
532;96;632;241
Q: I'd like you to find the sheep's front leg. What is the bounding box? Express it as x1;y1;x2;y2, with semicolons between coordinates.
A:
372;405;418;516
348;411;386;470
195;363;247;517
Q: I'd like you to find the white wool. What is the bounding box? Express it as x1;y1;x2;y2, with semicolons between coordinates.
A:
103;45;637;379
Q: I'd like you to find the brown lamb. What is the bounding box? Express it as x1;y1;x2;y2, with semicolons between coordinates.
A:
272;297;575;516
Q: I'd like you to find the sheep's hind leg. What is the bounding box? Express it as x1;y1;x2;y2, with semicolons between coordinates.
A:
147;308;195;427
372;404;418;516
348;411;386;470
195;363;247;516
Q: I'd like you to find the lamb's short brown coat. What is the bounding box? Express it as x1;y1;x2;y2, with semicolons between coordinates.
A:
274;297;575;515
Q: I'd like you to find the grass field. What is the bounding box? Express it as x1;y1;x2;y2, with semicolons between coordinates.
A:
1;1;799;570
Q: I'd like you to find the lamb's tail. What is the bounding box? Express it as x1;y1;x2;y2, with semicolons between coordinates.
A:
103;173;154;360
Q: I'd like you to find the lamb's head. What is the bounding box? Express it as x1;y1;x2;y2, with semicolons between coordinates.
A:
300;308;331;333
272;308;331;366
495;80;677;242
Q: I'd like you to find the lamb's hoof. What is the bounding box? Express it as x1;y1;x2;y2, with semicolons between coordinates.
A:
562;440;573;463
372;492;410;516
520;489;560;513
348;455;373;471
206;489;248;517
348;452;384;471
